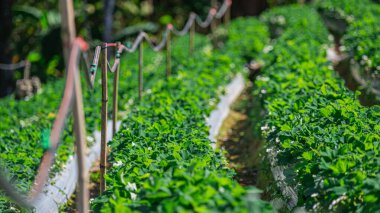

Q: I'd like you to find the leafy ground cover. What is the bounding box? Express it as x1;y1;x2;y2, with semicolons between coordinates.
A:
343;15;380;79
0;34;209;211
90;19;274;212
256;4;380;212
315;0;380;90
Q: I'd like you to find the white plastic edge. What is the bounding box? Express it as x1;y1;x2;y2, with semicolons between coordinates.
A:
206;73;245;149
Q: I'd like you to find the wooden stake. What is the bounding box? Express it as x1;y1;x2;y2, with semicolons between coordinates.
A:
23;61;31;80
189;23;195;56
166;29;172;78
59;0;76;67
72;49;89;213
112;44;121;136
100;45;108;193
138;42;144;101
224;0;231;27
211;0;218;32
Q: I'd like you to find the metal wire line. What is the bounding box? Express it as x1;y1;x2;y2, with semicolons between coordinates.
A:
119;0;231;54
0;60;28;70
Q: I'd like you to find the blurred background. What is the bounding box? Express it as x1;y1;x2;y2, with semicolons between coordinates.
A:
0;0;301;98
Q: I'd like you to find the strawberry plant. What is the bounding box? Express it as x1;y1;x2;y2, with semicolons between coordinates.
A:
90;19;273;212
0;34;211;211
225;17;269;61
255;5;380;212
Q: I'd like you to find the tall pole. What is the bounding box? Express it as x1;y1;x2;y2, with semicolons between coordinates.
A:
59;0;76;67
100;44;108;193
189;22;195;56
138;42;144;100
72;46;89;213
112;43;120;136
166;25;172;78
224;0;232;27
211;0;218;32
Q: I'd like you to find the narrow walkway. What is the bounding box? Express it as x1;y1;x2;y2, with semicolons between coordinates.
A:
217;85;266;187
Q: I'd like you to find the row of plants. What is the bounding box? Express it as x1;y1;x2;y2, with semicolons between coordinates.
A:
0;34;209;211
315;0;380;92
91;18;273;212
256;4;380;212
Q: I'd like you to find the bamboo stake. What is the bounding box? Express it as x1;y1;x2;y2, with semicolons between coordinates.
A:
112;43;121;136
72;52;89;213
166;25;172;78
224;0;231;27
189;22;195;56
211;0;218;32
138;42;144;101
100;44;108;193
23;61;31;80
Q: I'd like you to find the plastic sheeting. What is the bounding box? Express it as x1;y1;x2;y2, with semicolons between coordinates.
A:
206;73;245;149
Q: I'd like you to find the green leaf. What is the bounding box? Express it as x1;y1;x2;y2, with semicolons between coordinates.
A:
302;151;313;161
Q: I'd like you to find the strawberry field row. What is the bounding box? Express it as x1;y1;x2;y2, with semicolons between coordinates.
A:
256;4;380;212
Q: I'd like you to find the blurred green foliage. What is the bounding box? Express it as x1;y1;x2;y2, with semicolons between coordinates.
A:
9;0;296;82
10;0;210;81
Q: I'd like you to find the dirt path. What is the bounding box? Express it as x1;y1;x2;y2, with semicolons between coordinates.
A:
217;85;266;187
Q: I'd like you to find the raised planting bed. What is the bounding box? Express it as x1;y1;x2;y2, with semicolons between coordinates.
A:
256;4;380;212
343;13;380;96
90;18;274;212
315;0;380;99
0;34;211;211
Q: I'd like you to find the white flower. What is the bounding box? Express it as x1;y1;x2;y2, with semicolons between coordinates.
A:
263;45;273;53
311;193;318;198
219;187;225;193
260;89;267;94
114;160;123;167
87;135;95;143
277;16;285;25
257;76;270;82
275;138;280;143
126;182;137;191
128;98;134;105
329;195;347;210
130;192;137;200
261;124;269;131
339;45;346;52
132;142;136;146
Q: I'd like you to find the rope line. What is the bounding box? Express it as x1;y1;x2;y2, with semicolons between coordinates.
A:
0;60;27;71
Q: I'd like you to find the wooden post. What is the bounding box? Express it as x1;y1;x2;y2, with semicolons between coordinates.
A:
166;25;172;78
224;0;231;27
72;48;89;213
59;0;76;67
138;42;144;101
100;44;108;193
112;44;121;136
23;61;31;80
211;0;218;32
189;22;195;56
